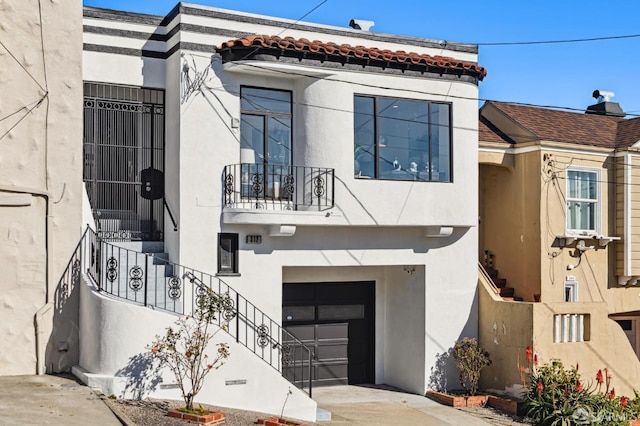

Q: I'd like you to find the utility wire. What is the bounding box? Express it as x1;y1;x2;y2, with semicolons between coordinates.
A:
475;33;640;46
0;93;48;141
0;40;46;92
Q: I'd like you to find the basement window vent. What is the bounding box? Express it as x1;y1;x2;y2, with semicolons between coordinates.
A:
554;314;590;343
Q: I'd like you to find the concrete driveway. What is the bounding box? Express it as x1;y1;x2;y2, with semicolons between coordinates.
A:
313;385;496;425
0;374;122;426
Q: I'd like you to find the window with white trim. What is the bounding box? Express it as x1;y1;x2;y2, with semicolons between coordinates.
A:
564;280;578;302
566;168;599;234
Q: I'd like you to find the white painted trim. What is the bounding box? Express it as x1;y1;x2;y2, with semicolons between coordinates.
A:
563;280;578;302
479;145;612;157
626;153;632;276
565;166;602;235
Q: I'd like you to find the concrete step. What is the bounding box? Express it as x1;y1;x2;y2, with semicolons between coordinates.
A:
110;241;165;253
498;287;514;297
492;277;507;287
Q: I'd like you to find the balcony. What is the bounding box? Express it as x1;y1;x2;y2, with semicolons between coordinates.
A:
222;164;338;230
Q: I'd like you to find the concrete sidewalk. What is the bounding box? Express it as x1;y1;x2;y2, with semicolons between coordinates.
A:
314;385;496;425
0;374;122;426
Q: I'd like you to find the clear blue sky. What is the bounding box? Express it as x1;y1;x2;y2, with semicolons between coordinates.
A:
83;0;640;116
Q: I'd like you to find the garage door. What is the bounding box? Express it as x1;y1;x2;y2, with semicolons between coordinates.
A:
283;281;375;387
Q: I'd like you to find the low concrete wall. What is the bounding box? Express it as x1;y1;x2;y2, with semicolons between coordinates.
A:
479;278;640;398
77;277;317;422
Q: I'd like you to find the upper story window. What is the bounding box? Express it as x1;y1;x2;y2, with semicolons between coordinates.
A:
354;95;451;182
566;168;600;234
240;87;292;166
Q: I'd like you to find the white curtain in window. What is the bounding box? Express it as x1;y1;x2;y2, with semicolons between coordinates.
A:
567;170;596;231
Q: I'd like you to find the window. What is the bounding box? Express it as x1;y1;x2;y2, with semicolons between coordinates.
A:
240;87;292;166
240;87;292;199
354;95;451;182
564;280;578;302
566;168;599;233
218;233;238;274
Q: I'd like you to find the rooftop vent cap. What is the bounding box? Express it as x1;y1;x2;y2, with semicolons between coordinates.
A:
349;19;375;31
592;89;615;103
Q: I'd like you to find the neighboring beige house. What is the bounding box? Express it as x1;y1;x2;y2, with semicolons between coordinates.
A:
478;95;640;397
0;1;83;375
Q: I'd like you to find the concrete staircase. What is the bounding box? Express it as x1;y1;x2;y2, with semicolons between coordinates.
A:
486;268;523;301
103;241;183;313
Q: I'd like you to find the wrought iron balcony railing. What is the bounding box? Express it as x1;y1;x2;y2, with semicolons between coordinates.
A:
67;228;313;396
223;163;334;211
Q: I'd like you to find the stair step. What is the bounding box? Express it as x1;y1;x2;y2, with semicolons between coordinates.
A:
498;287;514;297
486;268;499;278
492;278;507;287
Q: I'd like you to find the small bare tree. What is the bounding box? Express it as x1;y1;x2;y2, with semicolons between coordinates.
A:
451;337;491;396
151;288;231;411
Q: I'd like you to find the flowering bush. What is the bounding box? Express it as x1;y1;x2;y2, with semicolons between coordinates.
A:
521;347;639;425
451;337;492;396
150;288;231;411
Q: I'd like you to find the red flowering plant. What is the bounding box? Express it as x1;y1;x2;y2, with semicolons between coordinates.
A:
521;347;640;425
150;288;231;412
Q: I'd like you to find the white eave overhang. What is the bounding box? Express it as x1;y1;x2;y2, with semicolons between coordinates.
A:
222;208;470;237
223;60;337;78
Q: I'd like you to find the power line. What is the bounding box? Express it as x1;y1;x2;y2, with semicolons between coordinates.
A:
226;61;640;119
475;33;640;47
0;93;48;141
0;40;46;92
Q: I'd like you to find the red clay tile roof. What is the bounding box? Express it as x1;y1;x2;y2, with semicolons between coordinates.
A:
217;35;486;80
482;101;623;148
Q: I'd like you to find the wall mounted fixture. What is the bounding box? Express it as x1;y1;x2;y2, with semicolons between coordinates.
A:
403;266;415;275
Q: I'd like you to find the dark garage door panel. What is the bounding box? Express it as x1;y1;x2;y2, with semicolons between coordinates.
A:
283;281;374;386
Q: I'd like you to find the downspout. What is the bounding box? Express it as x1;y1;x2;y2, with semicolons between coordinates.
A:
0;185;51;374
625;154;632;278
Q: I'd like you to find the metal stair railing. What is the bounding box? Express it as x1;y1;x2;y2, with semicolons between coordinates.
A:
78;227;313;396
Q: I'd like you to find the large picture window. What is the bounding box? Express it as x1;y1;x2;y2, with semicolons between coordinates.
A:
354;95;451;182
566;168;599;233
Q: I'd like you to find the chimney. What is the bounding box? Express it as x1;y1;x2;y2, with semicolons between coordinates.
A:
586;89;626;117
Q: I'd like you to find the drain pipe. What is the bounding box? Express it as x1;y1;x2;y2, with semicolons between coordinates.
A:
0;185;51;375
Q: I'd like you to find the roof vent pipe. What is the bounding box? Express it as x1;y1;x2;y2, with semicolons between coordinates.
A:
349;19;375;31
593;89;615;103
586;89;626;117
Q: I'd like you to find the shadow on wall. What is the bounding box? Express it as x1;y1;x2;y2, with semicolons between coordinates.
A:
46;248;82;373
427;288;480;392
115;352;163;399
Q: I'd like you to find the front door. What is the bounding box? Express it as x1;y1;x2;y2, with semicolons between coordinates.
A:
83;82;165;241
283;281;375;387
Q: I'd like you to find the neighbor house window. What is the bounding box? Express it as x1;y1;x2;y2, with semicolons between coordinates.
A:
240;87;292;199
564;280;578;302
354;95;451;182
566;168;599;233
218;233;238;274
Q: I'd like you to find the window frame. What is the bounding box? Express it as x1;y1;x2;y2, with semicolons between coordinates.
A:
240;86;293;166
353;94;453;182
564;280;578;302
565;166;601;235
217;233;239;275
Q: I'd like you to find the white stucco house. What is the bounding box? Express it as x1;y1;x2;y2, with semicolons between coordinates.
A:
75;3;486;421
